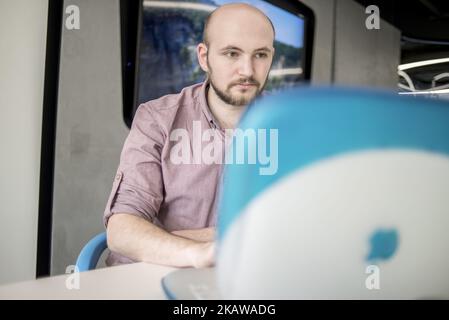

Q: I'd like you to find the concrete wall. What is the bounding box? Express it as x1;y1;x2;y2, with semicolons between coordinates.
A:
334;0;401;88
0;0;48;285
301;0;400;88
51;0;127;274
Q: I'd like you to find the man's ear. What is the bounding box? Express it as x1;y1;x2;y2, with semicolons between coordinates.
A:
197;43;209;73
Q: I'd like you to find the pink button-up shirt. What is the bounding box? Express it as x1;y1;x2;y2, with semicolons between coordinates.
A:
104;81;225;265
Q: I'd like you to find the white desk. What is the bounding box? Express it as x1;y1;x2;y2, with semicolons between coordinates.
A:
0;262;176;299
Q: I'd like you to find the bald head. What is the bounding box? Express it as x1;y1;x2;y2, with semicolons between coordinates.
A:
203;3;275;47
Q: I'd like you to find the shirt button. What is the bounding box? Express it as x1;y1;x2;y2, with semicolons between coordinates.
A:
115;173;122;180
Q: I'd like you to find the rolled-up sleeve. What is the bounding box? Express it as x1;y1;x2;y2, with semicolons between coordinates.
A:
103;103;165;227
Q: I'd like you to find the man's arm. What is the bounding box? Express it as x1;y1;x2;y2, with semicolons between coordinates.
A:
171;227;215;242
107;213;214;268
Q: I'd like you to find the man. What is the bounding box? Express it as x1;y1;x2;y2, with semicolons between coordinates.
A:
104;3;275;268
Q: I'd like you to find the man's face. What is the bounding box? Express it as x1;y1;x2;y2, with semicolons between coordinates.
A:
203;8;275;106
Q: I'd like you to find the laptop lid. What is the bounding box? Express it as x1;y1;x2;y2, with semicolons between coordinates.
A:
162;87;449;299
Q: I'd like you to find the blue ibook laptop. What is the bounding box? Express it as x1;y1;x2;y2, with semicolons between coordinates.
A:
162;87;449;299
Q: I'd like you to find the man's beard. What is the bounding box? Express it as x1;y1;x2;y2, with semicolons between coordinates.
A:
207;65;268;107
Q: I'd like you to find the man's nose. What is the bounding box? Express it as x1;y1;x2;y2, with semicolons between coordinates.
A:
238;56;254;78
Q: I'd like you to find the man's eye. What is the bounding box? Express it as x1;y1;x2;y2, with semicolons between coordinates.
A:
255;52;268;59
226;51;239;58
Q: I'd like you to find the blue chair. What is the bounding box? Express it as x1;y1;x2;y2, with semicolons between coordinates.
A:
75;232;108;272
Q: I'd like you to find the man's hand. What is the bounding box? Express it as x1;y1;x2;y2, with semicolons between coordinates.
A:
170;228;216;267
171;227;215;242
189;241;215;268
